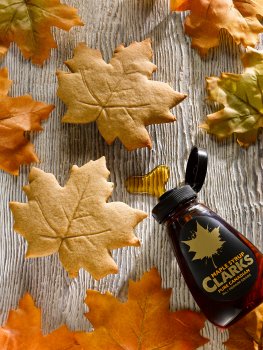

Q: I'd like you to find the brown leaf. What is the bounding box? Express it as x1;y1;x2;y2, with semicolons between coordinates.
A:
171;0;263;56
57;39;187;150
0;68;54;175
76;268;208;349
10;157;147;279
0;293;82;349
0;0;84;65
200;47;263;147
224;304;263;350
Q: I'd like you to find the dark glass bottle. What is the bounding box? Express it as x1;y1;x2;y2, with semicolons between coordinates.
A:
152;148;263;328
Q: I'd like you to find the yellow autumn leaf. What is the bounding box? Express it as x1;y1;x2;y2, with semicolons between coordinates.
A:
201;47;263;147
0;0;84;65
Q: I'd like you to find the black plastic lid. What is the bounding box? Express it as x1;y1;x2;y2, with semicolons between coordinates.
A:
152;147;208;224
185;147;207;192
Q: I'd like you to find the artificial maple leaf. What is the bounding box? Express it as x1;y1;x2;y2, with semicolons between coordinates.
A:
10;157;147;279
57;39;187;150
170;0;263;56
76;268;208;350
182;222;225;268
0;293;82;349
0;67;11;96
224;303;263;350
200;48;263;147
0;0;84;65
0;67;54;175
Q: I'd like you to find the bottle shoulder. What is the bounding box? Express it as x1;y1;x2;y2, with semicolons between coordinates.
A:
165;201;214;227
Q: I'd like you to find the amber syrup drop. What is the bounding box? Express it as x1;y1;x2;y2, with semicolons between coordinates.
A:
125;165;170;197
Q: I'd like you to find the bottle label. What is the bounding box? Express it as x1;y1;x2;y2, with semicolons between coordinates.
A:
179;216;258;301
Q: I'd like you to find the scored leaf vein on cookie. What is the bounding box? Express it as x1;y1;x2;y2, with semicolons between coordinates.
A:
10;157;147;279
57;39;187;150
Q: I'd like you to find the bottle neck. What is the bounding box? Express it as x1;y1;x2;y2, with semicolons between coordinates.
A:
164;197;198;224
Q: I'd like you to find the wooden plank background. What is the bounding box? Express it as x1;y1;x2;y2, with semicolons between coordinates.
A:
0;1;262;349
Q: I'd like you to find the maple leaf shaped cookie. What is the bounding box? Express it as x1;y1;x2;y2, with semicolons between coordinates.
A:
0;68;54;175
0;0;84;65
171;0;263;56
0;293;82;350
57;39;187;150
201;48;263;147
10;157;147;279
76;268;208;350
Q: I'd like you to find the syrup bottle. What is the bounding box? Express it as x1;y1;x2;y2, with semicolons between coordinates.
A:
152;147;263;328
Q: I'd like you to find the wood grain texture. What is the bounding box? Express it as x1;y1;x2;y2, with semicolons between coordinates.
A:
0;1;262;349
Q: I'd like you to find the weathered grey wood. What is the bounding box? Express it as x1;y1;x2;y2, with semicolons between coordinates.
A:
0;1;262;349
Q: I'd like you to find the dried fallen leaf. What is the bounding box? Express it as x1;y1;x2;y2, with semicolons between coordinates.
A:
171;0;263;56
57;39;187;150
224;303;263;350
0;0;84;65
76;268;208;350
0;67;54;175
0;293;82;350
10;157;147;279
200;48;263;147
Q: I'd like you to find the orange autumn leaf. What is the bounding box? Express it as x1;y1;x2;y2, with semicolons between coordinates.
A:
224;303;263;350
76;268;208;350
0;293;82;349
171;0;263;56
0;68;11;96
0;0;84;65
0;68;54;175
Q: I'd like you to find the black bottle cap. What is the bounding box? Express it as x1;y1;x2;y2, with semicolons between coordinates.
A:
152;147;208;224
185;147;208;193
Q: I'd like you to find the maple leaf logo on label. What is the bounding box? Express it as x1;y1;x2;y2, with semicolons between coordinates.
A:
182;222;225;268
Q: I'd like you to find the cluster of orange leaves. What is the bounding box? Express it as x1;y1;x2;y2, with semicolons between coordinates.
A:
171;0;263;56
0;269;261;350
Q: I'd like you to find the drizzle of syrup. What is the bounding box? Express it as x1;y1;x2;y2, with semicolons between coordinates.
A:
125;165;170;197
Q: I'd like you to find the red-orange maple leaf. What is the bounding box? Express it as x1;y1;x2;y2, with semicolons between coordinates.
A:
0;67;54;175
76;268;208;349
171;0;263;56
0;293;82;349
